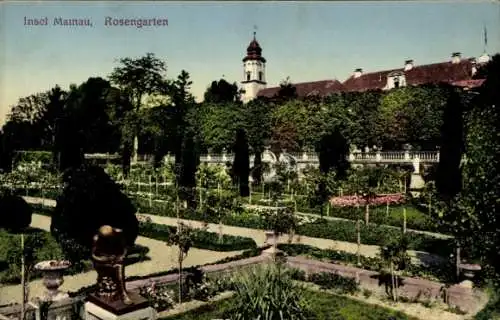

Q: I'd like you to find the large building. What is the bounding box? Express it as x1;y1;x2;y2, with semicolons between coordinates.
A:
240;34;490;102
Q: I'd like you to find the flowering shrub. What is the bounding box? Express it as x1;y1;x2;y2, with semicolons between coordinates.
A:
0;165;62;193
137;214;153;224
295;214;321;226
139;281;175;311
329;193;405;207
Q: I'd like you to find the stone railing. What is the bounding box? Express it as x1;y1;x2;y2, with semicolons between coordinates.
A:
83;150;440;165
196;151;440;164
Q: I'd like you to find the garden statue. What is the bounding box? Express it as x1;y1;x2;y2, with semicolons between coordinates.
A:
85;225;152;318
90;225;132;305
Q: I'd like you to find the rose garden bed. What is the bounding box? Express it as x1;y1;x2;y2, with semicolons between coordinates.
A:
129;197;454;257
31;197;454;259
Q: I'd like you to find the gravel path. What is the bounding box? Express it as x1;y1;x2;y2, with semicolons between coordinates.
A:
139;213;447;266
0;213;243;305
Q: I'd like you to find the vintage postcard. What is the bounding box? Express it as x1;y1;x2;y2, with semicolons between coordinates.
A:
0;1;499;319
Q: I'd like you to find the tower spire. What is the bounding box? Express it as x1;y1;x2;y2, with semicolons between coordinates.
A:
253;25;257;40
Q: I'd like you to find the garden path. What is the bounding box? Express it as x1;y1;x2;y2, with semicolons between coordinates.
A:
137;213;448;265
0;212;244;305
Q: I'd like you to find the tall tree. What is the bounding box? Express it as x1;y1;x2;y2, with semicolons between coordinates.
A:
203;79;240;104
170;70;196;178
243;98;272;184
72;77;117;153
109;53;168;175
376;86;446;150
343;90;382;150
317;129;350;179
232;129;250;197
179;127;199;206
435;85;464;200
44;85;86;172
199;102;244;152
444;55;500;275
276;77;298;103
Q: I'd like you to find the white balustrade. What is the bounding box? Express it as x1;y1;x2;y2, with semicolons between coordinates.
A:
85;150;440;166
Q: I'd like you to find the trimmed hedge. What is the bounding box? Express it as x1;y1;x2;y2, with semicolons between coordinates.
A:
138;221;257;252
296;219;453;257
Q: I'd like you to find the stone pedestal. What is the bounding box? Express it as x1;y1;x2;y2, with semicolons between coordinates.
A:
263;245;284;261
85;292;156;320
409;173;425;190
29;298;74;320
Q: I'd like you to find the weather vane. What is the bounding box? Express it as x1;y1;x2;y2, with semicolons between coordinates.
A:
253;25;258;38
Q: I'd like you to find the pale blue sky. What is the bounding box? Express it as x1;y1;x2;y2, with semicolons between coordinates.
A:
1;1;499;125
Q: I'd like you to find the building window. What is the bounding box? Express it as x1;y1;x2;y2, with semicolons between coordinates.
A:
246;72;251;81
394;77;400;88
258;71;263;81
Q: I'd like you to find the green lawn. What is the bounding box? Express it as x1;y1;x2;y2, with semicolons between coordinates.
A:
162;289;417;320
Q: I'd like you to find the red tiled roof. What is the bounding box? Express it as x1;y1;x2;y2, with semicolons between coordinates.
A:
451;79;485;89
342;59;475;92
257;80;345;98
256;58;484;98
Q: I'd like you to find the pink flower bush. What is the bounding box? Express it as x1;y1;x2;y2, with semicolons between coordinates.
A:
329;193;405;207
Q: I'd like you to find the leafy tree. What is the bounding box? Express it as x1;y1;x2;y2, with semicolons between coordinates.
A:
170;70;196;170
435;85;465;200
317;129;350;179
243;98;272;184
376;86;446;150
178;127;200;206
50;164;139;265
166;222;194;304
0;130;13;172
443;55;500;277
140;106;171;167
275;77;298;103
343;90;382;149
232;129;250;197
7;92;49;125
203;79;240;104
109;53;168;174
67;77;119;153
270;100;306;152
199;102;244;152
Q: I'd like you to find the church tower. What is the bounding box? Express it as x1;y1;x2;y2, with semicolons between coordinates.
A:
241;32;267;103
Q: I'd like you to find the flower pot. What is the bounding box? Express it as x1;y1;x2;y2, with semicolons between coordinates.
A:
34;260;71;301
